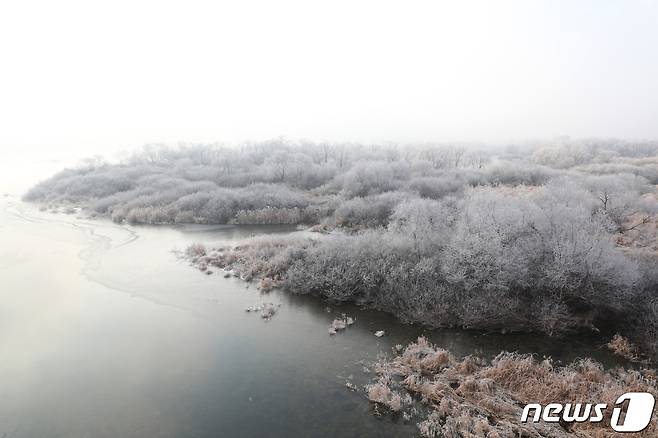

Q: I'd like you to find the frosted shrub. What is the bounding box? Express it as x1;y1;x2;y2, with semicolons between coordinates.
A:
332;191;407;228
339;160;408;198
366;381;403;412
407;175;466;199
185;243;206;258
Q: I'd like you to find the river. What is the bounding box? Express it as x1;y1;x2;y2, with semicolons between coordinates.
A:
0;196;626;437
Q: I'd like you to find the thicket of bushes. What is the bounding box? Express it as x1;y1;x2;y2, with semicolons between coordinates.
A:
25;139;658;228
26;138;658;354
197;176;656;344
25;141;492;225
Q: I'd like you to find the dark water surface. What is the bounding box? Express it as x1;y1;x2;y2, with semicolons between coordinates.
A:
0;198;625;438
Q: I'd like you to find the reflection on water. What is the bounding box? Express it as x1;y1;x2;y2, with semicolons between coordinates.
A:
0;198;625;438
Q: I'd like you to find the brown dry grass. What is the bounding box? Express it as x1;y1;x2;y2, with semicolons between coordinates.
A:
186;236;316;282
607;334;641;363
185;242;207;258
368;337;657;437
258;277;276;291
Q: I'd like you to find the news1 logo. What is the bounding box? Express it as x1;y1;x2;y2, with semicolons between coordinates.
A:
521;392;655;432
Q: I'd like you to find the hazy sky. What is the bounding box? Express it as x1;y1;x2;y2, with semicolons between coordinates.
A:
1;0;657;160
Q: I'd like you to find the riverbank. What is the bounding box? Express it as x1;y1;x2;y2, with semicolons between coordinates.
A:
366;337;658;437
184;222;658;360
4;198;655;436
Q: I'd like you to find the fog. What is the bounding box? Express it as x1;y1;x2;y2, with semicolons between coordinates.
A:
4;2;658;436
1;0;658;165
